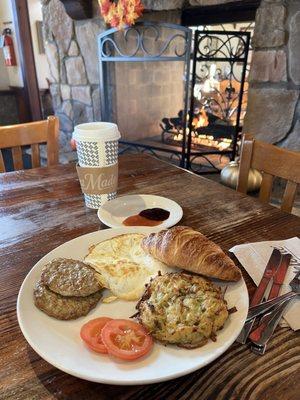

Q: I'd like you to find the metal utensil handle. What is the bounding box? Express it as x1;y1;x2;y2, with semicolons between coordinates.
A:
236;249;282;344
250;299;291;348
237;276;272;343
246;291;296;321
249;253;292;342
249;299;289;342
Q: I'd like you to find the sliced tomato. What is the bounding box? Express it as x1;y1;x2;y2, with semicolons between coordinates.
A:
80;317;112;354
101;319;153;361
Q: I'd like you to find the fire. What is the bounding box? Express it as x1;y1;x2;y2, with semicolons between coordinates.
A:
173;132;231;150
171;108;232;150
192;108;209;129
174;133;183;141
193;136;232;150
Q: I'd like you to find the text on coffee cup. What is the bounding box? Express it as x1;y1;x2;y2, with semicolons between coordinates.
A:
76;164;118;195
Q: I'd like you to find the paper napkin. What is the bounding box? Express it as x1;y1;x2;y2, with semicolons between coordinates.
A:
230;237;300;331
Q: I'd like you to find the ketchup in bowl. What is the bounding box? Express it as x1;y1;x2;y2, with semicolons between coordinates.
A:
122;208;170;227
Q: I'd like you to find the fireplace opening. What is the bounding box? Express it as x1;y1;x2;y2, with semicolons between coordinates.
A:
99;19;254;174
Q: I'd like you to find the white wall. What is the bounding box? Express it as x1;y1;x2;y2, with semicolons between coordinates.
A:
0;0;23;88
0;51;10;89
27;0;50;89
0;0;50;90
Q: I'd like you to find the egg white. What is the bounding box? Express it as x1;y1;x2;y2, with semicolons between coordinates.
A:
84;233;168;301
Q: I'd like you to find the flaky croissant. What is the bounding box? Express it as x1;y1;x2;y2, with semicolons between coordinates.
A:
142;226;241;282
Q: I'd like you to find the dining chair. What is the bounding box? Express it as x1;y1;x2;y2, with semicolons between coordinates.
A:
237;134;300;213
0;116;59;172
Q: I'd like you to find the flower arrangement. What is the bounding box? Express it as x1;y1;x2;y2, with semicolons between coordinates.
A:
98;0;144;30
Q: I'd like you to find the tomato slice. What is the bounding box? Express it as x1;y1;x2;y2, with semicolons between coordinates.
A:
80;317;112;354
101;319;153;361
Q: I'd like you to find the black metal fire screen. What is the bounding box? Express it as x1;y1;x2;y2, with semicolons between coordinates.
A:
186;29;251;172
98;22;192;168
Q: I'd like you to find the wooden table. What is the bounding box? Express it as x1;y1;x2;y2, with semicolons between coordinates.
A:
1;154;299;400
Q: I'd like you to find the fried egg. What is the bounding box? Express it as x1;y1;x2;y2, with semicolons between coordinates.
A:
84;233;168;301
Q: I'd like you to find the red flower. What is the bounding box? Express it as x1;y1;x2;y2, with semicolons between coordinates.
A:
110;14;121;28
100;0;111;16
135;0;144;16
98;0;144;30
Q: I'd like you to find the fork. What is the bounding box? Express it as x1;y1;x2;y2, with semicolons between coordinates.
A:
246;271;300;322
250;298;291;354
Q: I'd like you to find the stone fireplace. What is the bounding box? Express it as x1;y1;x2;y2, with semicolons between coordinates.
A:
41;0;300;163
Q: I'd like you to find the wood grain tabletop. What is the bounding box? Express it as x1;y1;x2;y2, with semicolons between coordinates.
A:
0;154;299;400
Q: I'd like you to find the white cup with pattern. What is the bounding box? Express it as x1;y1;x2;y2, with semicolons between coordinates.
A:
73;122;121;209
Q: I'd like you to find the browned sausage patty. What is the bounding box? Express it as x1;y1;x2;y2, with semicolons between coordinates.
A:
34;281;102;320
41;258;101;297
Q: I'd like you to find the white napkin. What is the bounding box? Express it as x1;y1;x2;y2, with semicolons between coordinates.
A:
230;237;300;331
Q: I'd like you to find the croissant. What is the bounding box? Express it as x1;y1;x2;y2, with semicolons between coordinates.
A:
142;226;241;282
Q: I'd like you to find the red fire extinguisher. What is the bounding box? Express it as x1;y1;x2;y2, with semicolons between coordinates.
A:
1;28;17;67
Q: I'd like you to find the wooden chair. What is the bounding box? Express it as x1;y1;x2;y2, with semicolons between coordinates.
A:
0;116;59;172
237;134;300;213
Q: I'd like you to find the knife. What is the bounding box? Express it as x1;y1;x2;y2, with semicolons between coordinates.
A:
249;298;291;355
249;253;291;351
236;248;282;344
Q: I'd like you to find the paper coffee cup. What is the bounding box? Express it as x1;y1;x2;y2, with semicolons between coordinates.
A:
73;122;121;209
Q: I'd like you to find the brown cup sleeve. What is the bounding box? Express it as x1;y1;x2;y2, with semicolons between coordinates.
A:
76;164;118;195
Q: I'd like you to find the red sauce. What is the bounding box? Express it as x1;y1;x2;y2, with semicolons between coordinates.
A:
139;208;170;221
123;214;163;226
122;208;170;227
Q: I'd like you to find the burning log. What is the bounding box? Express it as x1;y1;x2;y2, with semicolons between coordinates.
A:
161;107;233;151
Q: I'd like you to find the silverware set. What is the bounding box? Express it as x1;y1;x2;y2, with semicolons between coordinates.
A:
237;247;300;354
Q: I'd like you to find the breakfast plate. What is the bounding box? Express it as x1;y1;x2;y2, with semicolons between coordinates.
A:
97;194;183;228
17;227;249;385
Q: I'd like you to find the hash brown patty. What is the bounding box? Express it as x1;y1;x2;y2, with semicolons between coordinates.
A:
34;280;102;320
41;258;101;297
136;272;229;348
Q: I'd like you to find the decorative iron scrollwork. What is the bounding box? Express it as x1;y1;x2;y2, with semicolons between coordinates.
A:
196;32;248;61
99;22;191;61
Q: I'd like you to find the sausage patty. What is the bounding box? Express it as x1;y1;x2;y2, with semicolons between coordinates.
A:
41;258;101;297
34;280;102;320
136;272;229;348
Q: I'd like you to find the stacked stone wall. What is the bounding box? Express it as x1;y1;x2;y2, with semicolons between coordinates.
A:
42;0;104;158
244;0;300;150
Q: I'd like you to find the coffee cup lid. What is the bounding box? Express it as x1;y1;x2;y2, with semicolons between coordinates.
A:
73;122;121;142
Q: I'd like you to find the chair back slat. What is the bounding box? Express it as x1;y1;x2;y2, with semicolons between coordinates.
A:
251;140;300;184
259;172;274;204
0;116;59;171
46;116;59;166
281;181;298;213
31;144;40;168
0;150;5;173
0;121;48;148
12;146;23;170
237;134;300;214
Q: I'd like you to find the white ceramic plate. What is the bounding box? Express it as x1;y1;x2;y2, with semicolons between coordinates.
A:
97;194;183;228
17;227;249;386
